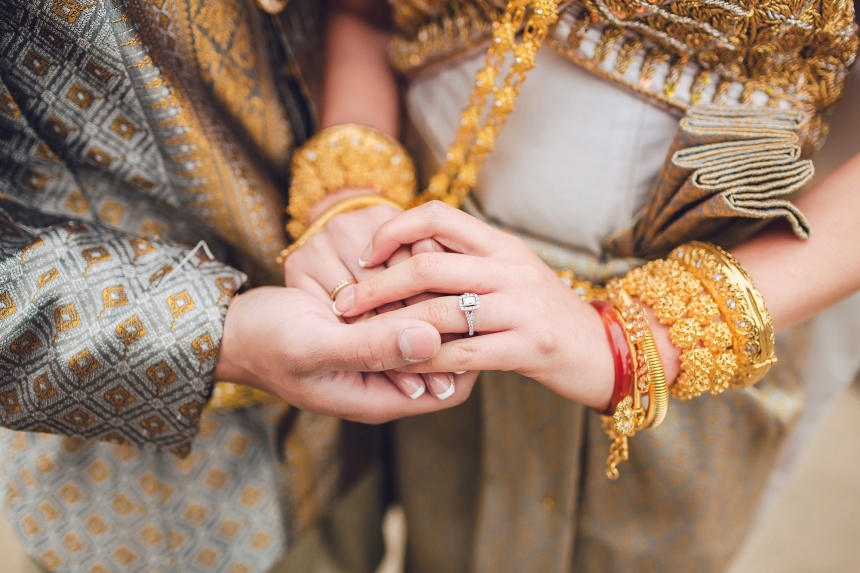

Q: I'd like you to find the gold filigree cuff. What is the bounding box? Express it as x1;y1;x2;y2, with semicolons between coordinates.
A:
287;124;416;240
670;242;776;388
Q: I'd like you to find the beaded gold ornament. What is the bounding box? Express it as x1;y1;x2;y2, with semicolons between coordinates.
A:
287;124;416;240
415;0;559;209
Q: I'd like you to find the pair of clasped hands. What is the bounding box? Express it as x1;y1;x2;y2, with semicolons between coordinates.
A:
214;197;616;424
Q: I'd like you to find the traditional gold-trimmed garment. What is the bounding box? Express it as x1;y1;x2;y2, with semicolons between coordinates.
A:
390;0;858;148
389;2;859;572
0;1;379;572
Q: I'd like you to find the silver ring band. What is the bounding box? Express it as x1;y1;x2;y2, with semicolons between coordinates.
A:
458;292;480;336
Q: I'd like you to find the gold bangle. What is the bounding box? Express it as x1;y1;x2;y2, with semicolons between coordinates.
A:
287;124;416;240
276;194;405;265
622;258;735;399
606;281;669;429
670;242;776;388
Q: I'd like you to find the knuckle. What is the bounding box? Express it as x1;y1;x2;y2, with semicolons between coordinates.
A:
353;335;390;372
426;297;452;326
451;341;477;369
409;252;440;284
356;276;378;303
422;200;450;221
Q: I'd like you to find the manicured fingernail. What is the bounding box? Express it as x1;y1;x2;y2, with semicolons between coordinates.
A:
454;371;466;375
399;327;436;361
358;243;373;267
333;286;354;314
427;373;455;400
396;373;425;399
331;300;344;317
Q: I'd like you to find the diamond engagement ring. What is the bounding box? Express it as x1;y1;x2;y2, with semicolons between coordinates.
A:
459;293;480;336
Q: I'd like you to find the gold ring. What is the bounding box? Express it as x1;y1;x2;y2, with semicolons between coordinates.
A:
330;279;357;300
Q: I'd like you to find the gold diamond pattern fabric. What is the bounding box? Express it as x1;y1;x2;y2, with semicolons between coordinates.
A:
0;201;242;451
0;1;348;571
0;405;288;573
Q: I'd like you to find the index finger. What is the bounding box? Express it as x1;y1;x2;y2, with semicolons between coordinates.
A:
361;201;512;267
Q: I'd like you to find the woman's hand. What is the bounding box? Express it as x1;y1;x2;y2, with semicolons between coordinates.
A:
284;190;467;400
284;189;406;312
335;201;617;410
214;286;477;423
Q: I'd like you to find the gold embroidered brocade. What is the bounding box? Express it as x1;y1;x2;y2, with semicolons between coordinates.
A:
120;0;292;282
389;0;858;147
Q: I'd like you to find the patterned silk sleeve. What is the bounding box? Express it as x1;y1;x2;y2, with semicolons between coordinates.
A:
0;201;246;455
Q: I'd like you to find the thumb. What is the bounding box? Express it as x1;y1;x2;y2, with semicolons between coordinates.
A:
321;318;441;372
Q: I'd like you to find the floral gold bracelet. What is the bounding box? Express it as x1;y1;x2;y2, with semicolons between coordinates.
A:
287;124;416;240
670;242;776;388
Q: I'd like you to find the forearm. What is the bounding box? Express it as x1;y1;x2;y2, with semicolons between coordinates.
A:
732;151;860;332
310;1;400;220
321;4;398;135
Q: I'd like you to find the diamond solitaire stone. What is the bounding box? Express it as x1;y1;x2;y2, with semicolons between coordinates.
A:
459;293;479;311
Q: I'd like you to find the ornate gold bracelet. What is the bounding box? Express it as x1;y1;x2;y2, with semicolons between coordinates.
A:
287;124;416;240
277;194;405;265
622;258;736;399
670;241;776;388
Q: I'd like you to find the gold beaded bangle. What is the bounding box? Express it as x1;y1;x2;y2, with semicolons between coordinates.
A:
287;124;416;240
670;242;776;388
622;258;735;399
606;280;669;429
276;194;405;265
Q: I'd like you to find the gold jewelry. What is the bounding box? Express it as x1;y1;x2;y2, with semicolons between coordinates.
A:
205;382;280;414
277;194;405;265
330;279;357;301
287;124;416;240
622;258;734;399
598;279;669;479
670;242;776;388
415;0;559;209
605;280;668;429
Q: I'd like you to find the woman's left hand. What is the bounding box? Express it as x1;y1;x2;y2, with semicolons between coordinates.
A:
334;201;616;410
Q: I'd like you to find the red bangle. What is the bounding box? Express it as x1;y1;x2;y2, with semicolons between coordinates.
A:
591;301;635;416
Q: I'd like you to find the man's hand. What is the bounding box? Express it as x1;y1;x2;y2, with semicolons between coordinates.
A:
213;287;475;424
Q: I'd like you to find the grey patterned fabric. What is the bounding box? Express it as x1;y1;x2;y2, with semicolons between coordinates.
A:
0;405;288;573
0;201;244;452
0;1;345;571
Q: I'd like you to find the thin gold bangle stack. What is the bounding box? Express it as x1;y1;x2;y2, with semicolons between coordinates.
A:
277;194;405;265
562;240;775;479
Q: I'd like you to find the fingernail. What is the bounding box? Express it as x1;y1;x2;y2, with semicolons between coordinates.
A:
358;243;373;268
454;371;466;375
427;373;455;400
331;300;344;317
396;373;425;400
399;327;436;361
333;286;354;314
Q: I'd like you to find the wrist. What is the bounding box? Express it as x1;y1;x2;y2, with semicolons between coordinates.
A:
576;297;616;410
308;187;380;223
638;300;681;387
213;294;260;388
